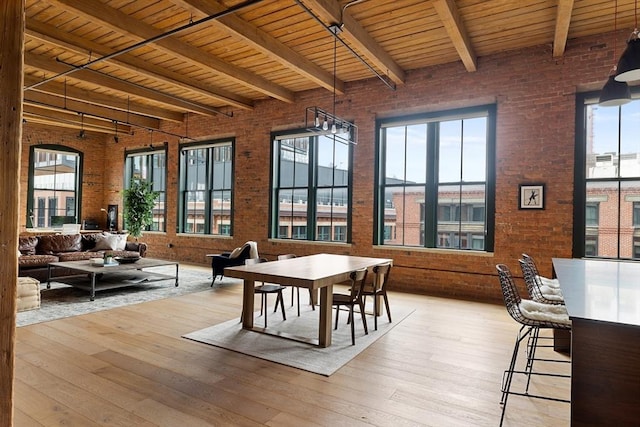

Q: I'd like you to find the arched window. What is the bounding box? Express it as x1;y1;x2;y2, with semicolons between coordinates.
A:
27;145;82;229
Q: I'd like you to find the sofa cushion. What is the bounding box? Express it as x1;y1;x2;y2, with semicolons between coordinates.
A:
37;233;82;254
18;236;39;255
57;252;103;262
18;254;59;268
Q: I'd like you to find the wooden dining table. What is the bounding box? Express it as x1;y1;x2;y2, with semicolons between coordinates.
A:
223;253;393;347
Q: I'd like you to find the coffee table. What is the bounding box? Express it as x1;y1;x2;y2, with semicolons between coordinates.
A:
47;258;179;301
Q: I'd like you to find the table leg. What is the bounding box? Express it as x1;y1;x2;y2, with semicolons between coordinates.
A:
242;279;255;329
90;273;96;301
47;264;52;289
318;285;333;348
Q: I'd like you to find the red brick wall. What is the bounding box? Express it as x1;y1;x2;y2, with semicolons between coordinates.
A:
19;30;621;303
19;124;110;229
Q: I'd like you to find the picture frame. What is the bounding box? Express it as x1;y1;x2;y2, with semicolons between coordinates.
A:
519;184;545;210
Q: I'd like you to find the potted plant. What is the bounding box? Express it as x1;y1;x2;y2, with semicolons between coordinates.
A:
122;179;159;239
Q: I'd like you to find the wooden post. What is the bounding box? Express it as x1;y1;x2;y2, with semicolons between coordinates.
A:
0;1;25;425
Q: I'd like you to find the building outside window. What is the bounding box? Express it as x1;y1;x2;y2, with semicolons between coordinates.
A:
27;146;81;229
271;133;351;242
179;139;233;235
375;105;495;251
125;148;167;232
576;94;640;259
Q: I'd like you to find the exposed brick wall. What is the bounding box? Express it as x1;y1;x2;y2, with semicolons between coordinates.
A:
19;30;621;303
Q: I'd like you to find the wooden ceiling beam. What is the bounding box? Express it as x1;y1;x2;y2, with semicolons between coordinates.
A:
301;0;405;85
433;0;477;72
553;0;575;57
25;52;222;117
24;105;133;134
23;91;159;130
23;75;181;123
174;0;344;94
25;19;254;110
48;0;295;103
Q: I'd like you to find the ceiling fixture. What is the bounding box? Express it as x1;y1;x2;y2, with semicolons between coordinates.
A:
305;24;357;145
113;120;119;143
600;0;631;106
615;0;640;82
77;113;86;139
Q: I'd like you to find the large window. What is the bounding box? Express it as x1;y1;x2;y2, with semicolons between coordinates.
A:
575;93;640;259
375;105;495;250
179;139;233;235
271;133;351;242
27;146;82;228
125;147;167;232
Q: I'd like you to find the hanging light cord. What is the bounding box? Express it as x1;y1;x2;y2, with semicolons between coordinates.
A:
614;0;618;70
333;33;337;118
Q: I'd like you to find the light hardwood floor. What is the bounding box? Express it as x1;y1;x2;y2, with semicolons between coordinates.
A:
14;266;570;426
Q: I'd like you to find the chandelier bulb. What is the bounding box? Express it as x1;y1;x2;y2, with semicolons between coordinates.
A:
322;117;329;131
331;122;337;134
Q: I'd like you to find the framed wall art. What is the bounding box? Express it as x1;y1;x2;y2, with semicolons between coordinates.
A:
519;184;545;209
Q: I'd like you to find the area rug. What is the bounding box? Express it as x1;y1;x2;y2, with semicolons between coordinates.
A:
17;266;241;327
183;304;414;376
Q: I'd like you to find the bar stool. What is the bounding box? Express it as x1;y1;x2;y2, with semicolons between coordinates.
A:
495;264;571;426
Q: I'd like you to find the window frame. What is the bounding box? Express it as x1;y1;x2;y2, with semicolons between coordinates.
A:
373;105;496;251
575;91;640;259
27;145;83;229
269;129;353;243
178;138;235;235
124;145;168;232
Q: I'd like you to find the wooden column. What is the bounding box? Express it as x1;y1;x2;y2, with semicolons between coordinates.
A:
0;1;25;426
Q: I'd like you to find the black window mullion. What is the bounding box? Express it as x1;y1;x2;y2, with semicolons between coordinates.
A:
425;122;438;248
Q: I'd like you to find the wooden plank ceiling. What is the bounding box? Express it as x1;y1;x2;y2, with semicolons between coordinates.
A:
22;0;635;135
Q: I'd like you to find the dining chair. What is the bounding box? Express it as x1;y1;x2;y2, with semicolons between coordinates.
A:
333;268;369;345
495;264;571;426
245;257;286;327
361;262;392;330
277;253;315;316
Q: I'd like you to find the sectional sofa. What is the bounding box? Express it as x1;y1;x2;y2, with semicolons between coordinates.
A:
18;232;147;282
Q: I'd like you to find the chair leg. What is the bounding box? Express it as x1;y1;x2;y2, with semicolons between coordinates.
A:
359;299;368;335
525;327;541;394
278;291;286;321
309;289;315;310
350;305;355;345
382;292;392;322
334;305;340;330
373;294;379;331
262;294;268;327
500;325;531;427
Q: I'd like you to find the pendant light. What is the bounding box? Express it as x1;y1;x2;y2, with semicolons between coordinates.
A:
305;24;357;145
600;0;631;106
615;0;640;82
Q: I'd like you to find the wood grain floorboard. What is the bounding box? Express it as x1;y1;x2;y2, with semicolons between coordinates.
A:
15;267;571;426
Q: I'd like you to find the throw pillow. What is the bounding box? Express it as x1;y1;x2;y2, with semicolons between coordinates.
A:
104;232;128;250
93;234;119;251
93;232;129;251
